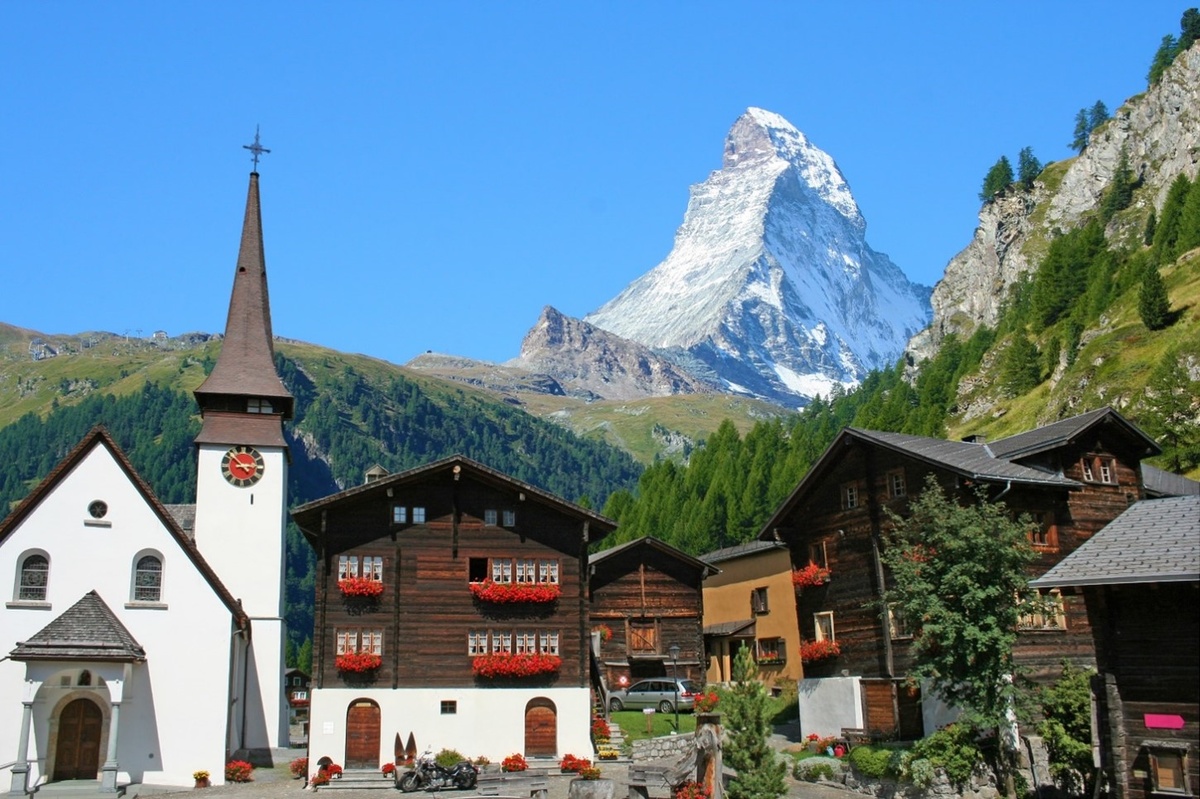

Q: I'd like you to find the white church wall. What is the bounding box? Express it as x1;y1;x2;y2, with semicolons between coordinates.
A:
0;444;236;788
307;687;593;769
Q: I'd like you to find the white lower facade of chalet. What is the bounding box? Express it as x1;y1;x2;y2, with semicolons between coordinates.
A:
307;686;592;769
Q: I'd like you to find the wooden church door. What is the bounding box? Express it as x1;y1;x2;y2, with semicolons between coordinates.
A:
54;698;102;780
345;700;381;768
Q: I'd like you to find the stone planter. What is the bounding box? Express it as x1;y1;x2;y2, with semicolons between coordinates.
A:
568;778;615;799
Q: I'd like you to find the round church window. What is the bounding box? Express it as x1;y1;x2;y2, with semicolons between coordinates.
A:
88;500;108;519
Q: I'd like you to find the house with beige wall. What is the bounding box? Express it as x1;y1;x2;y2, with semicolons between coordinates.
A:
700;541;801;687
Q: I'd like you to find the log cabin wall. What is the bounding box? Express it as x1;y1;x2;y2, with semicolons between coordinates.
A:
1087;583;1200;799
590;543;706;686
313;475;589;689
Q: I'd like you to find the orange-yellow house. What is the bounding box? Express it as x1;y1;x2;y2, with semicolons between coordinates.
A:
700;540;802;687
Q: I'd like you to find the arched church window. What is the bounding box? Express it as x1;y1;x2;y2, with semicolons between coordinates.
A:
133;554;163;602
18;553;49;601
78;670;92;686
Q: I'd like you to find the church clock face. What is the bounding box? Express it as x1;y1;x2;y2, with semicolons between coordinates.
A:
221;446;265;488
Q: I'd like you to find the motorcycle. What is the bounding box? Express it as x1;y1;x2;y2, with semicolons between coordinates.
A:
397;750;478;792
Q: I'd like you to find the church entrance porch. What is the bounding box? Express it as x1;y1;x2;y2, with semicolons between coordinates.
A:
53;698;103;781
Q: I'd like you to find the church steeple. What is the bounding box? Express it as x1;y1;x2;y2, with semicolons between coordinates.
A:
194;169;294;447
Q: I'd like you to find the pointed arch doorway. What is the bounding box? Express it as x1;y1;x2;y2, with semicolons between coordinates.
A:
345;699;381;769
523;698;556;757
54;698;103;781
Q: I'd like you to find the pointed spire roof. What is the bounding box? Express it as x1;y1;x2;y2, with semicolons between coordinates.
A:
194;172;294;419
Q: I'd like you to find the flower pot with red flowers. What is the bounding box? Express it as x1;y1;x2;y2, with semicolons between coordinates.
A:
500;753;528;773
799;639;841;664
560;754;592;773
382;763;396;778
338;576;384;598
469;580;561;604
473;652;561;678
336;652;383;673
792;562;831;591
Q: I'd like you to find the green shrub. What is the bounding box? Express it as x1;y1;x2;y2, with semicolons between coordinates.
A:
906;725;983;789
793;758;843;782
846;745;896;779
435;749;466;768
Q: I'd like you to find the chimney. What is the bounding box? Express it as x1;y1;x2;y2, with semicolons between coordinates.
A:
962;434;987;444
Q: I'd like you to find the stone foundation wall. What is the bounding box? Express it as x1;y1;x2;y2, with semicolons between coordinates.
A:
632;734;693;763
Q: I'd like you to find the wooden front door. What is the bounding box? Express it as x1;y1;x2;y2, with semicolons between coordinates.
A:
54;698;103;781
345;700;381;769
524;698;556;757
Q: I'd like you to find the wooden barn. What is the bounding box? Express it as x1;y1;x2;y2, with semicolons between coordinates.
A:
763;407;1170;741
292;456;616;767
1033;495;1199;799
589;537;715;698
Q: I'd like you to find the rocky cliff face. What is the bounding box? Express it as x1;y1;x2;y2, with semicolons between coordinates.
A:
583;108;931;407
908;44;1200;362
512;306;718;401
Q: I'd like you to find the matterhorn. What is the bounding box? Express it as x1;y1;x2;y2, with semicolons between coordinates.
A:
584;107;932;407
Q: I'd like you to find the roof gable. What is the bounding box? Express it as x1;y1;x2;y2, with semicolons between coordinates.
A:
10;590;146;662
989;407;1160;461
590;536;717;579
0;427;248;628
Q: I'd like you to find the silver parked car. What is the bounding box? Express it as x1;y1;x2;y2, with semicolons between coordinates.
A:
608;678;699;713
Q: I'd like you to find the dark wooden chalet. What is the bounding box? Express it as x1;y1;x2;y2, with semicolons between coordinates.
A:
589;536;716;695
1033;495;1199;799
290;455;617;765
760;407;1165;740
293;455;617;690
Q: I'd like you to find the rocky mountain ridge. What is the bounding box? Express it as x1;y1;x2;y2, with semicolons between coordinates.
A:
908;43;1200;362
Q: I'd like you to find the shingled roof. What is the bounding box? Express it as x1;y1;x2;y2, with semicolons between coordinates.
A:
700;539;787;565
1032;495;1200;588
10;591;146;662
590;536;717;577
988;407;1159;460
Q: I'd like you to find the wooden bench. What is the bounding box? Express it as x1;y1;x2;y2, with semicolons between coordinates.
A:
476;770;549;799
627;749;696;799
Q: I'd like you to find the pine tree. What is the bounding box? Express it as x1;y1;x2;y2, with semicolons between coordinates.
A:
1088;100;1109;132
1141;347;1200;473
724;645;787;799
979;156;1014;203
1181;8;1200;51
1000;335;1042;396
1144;209;1157;245
1017;147;1042;189
1148;34;1178;85
1176;166;1200;253
1152;174;1192;264
1138;264;1171;330
1100;147;1135;222
1070;109;1090;152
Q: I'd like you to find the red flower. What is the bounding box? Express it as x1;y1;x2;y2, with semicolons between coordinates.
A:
674;781;711;799
339;576;384;597
792;562;831;589
469;580;561;604
559;754;592;773
592;624;613;642
799;639;841;663
336;652;383;672
694;690;720;713
472;652;562;678
501;754;528;773
381;763;396;775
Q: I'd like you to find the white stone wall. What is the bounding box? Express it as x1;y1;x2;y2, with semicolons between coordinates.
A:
307;686;593;769
797;676;863;739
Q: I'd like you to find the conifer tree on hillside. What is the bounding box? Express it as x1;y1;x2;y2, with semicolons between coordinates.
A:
980;156;1014;203
1017;147;1042;189
1138;264;1172;331
723;645;787;799
1070;109;1091;152
1140;347;1200;473
1149;34;1179;85
1152;174;1192;264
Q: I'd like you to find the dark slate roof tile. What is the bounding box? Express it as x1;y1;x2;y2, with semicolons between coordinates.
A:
11;590;146;662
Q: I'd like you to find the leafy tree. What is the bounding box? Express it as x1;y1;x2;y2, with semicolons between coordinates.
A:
1070;109;1091;152
1149;34;1179;85
1036;663;1097;797
1141;347;1200;473
1000;335;1042;396
881;475;1038;731
979;156;1014;203
1017;147;1042;189
723;645;787;799
1138;264;1171;330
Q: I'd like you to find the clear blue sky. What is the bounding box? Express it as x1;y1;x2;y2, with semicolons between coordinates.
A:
1;2;1188;365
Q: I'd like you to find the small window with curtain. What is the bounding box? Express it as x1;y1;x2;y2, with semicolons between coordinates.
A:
1018;589;1067;630
468;631;487;655
814;611;836;642
751;586;769;615
841;482;860;510
133;554;163;602
412;507;426;523
1146;743;1190;796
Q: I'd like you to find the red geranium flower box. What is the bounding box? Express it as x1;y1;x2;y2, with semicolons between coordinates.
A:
469;580;561;604
336;652;383;672
472;652;562;678
791;562;831;589
339;577;384;598
799;639;841;664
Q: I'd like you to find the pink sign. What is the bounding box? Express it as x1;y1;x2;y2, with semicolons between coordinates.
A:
1144;714;1185;730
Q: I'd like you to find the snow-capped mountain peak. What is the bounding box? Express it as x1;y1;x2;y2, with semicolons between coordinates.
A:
583;108;931;407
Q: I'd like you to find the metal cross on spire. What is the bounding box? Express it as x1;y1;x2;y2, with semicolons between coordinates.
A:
243;125;270;170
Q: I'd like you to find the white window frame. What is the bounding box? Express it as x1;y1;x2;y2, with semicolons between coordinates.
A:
842;483;859;510
814;611;836;642
16;551;50;602
516;559;536;583
131;551;164;603
1099;459;1114;484
393;505;407;524
540;631;560;656
1018;589;1067;631
338;555;359;580
484;509;498;526
468;631;487;655
1081;459;1094;481
516;632;536;654
539;560;560;583
365;556;383;581
336;630;357;654
502;509;516;527
412;506;426;523
888;603;911;639
889;470;906;498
